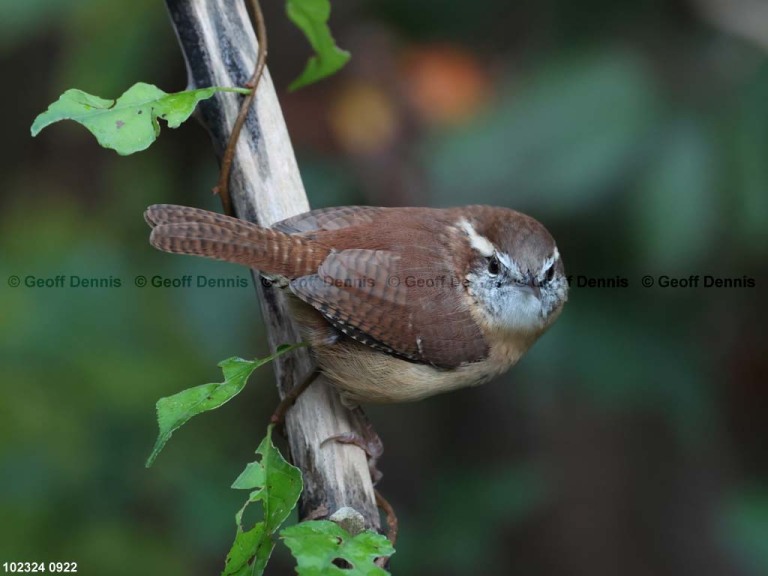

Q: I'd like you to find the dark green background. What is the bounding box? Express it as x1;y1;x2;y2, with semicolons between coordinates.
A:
1;0;766;574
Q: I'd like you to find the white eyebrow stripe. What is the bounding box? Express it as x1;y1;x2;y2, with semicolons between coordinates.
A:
498;251;522;277
458;218;495;257
540;248;560;274
497;251;513;269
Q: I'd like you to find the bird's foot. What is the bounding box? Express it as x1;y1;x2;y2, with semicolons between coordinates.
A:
321;410;384;485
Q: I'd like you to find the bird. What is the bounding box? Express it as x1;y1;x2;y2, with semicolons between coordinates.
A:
145;204;568;405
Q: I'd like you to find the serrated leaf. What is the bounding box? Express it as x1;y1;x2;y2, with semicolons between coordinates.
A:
223;523;271;576
281;520;395;576
223;425;303;576
232;426;303;530
31;82;249;155
145;357;257;467
286;0;350;90
145;344;305;467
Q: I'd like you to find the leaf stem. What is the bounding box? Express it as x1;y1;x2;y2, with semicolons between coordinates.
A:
216;87;255;95
214;0;269;216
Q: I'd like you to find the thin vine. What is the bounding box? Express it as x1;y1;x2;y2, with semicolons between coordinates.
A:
213;0;269;216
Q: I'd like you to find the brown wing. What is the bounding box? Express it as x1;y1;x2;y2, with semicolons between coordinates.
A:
289;210;489;368
147;204;489;367
274;206;387;233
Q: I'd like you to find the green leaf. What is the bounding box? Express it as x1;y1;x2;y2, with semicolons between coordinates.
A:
223;523;269;576
31;82;250;155
145;357;256;467
223;425;304;576
231;426;303;531
145;344;305;467
281;520;395;576
286;0;350;90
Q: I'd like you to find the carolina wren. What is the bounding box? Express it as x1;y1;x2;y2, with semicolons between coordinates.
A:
145;204;568;404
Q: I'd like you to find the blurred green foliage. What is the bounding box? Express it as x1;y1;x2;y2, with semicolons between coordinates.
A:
430;51;661;213
2;0;767;575
723;486;768;575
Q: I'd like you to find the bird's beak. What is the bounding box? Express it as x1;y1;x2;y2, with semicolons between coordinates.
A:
517;282;541;300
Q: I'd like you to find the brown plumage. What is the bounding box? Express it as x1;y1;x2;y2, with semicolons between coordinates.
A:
146;204;326;278
146;204;489;368
145;204;567;403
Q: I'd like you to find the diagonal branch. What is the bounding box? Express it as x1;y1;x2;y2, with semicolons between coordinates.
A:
164;0;380;530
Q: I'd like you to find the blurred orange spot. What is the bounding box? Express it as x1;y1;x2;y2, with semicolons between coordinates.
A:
328;81;399;155
402;44;491;125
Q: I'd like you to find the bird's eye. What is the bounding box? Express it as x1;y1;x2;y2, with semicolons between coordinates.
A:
543;262;555;283
487;255;500;276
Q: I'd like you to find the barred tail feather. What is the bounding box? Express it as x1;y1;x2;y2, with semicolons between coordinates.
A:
145;204;325;277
